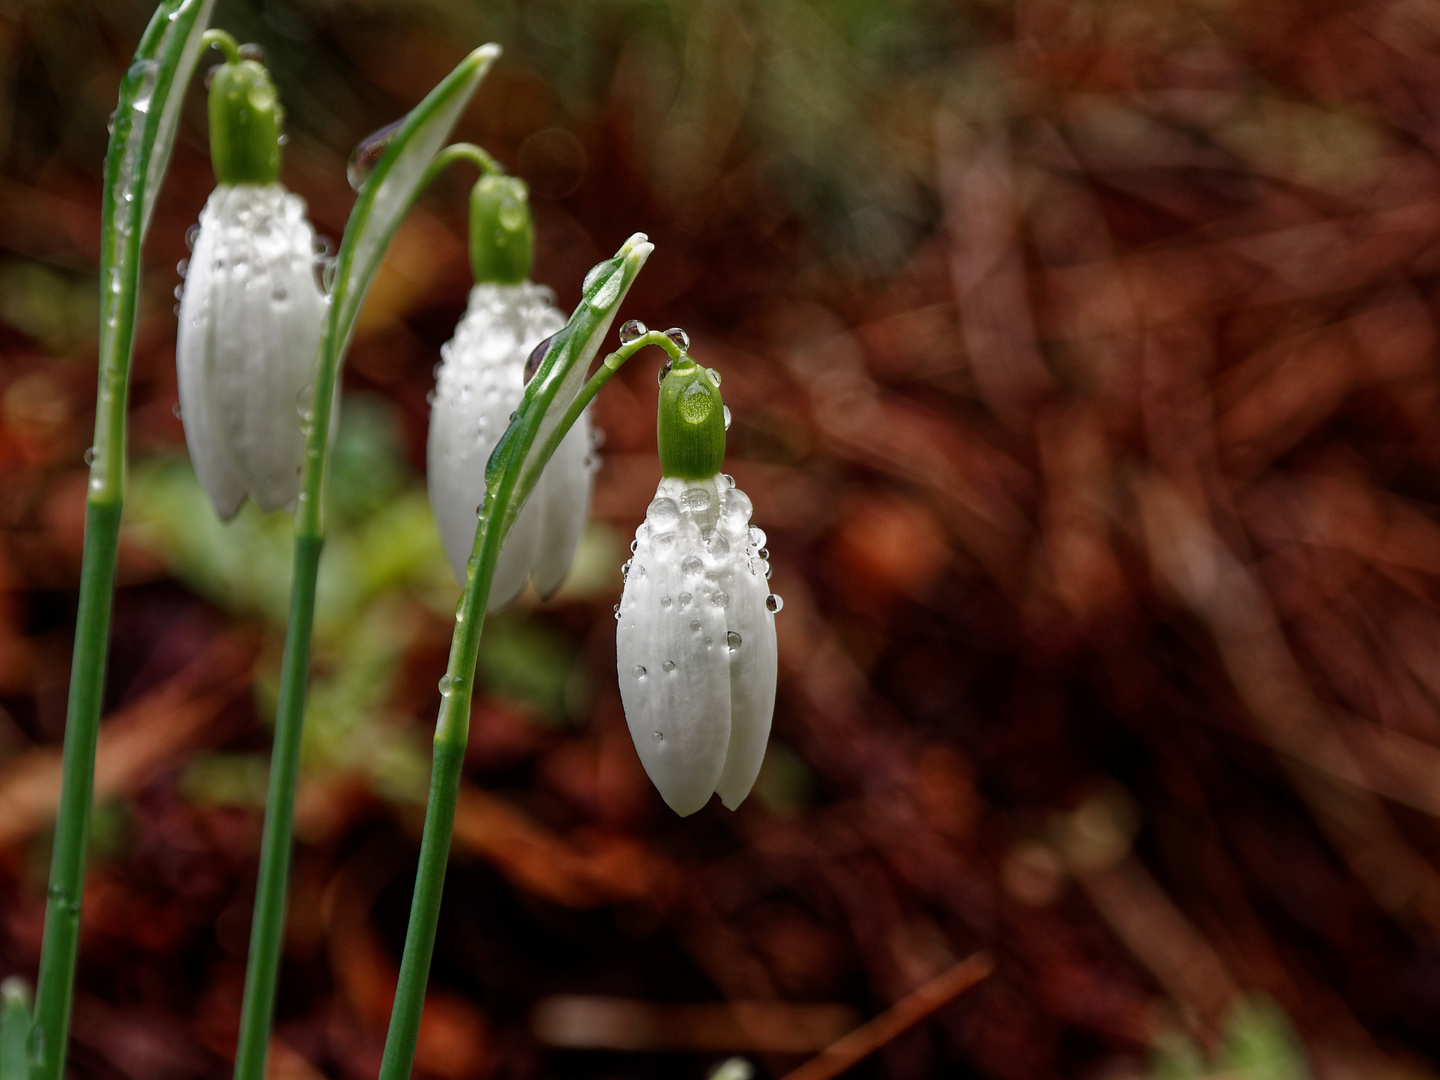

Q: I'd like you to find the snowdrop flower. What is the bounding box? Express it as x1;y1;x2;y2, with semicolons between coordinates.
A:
428;175;593;609
617;353;780;816
176;51;327;520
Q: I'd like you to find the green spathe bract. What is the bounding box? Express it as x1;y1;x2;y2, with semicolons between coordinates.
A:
469;174;534;284
231;44;501;1080
658;357;726;479
207;59;282;185
35;2;217;1079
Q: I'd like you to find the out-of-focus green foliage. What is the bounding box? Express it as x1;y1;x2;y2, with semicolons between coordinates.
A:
1151;997;1309;1080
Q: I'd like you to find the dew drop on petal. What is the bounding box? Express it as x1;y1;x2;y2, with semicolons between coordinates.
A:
619;319;647;344
661;596;672;608
681;556;702;575
690;619;701;632
680;489;711;514
726;630;742;651
758;547;769;560
176;258;189;277
651;731;664;742
664;327;690;351
613;603;622;620
766;593;784;613
647;497;681;528
707;534;729;557
631;665;647;680
662;660;676;673
712;591;728;607
185;224;201;251
630;539;640;554
679;591;692;607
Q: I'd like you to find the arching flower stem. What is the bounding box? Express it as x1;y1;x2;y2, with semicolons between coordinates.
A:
420;141;505;185
199;28;241;64
232;47;501;1080
32;4;216;1078
377;235;652;1080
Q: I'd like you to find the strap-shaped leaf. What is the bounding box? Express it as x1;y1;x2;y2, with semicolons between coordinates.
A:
94;0;215;502
332;44;501;356
483;232;653;534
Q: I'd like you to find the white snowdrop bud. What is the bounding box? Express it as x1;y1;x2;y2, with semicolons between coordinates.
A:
427;282;593;610
616;473;778;815
176;183;328;519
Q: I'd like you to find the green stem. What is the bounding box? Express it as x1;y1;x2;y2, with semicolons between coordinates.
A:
422;142;504;187
228;46;501;1080
375;268;657;1080
32;3;215;1077
230;534;319;1080
200;28;241;65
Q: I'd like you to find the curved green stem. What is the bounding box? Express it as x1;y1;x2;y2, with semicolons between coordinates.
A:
31;4;215;1078
200;28;241;65
229;47;501;1080
375;235;652;1080
422;142;504;189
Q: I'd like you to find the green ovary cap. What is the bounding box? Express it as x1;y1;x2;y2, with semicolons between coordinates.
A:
657;358;726;479
208;60;282;185
469;175;534;285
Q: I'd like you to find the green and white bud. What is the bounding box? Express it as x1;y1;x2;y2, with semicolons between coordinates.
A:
207;59;282;186
469;174;534;285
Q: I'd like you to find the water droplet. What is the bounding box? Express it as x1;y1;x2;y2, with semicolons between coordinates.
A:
83;447;95;466
662;660;676;673
272;285;288;302
664;327;690;351
185;224;201;250
613;603;623;620
438;675;452;696
656;357;674;385
619;319;647;344
590;427;606;450
204;65;218;89
238;42;267;64
173;284;184;301
661;596;672;608
348;117;404;190
621;559;632;579
48;884;64;900
106;109;116;135
631;665;647;679
723;404;732;430
766;594;784;613
707;368;721;387
654;532;675;553
679;592;692;607
295;384;314;419
588;266;623;309
322;261;338;292
707;534;729;557
721;473;734;487
689;619;702;632
712;591;729;607
176;258;189;277
524;332;556;383
475;501;485;517
647;497;681;527
680;489;711;514
681;556;703;575
726;631;742;651
651;731;664;742
172;403;182;419
758;547;769;560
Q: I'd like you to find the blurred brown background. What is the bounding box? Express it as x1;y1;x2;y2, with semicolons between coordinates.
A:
2;0;1440;1077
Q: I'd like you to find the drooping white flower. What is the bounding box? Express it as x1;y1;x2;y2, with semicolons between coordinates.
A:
427;282;594;610
616;473;779;816
176;182;328;520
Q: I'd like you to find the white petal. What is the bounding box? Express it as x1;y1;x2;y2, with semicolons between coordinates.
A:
176;190;245;520
531;410;593;599
712;480;777;810
617;481;733;816
176;184;327;517
425;282;569;607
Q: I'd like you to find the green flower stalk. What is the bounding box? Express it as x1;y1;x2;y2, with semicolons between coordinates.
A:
31;4;216;1079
